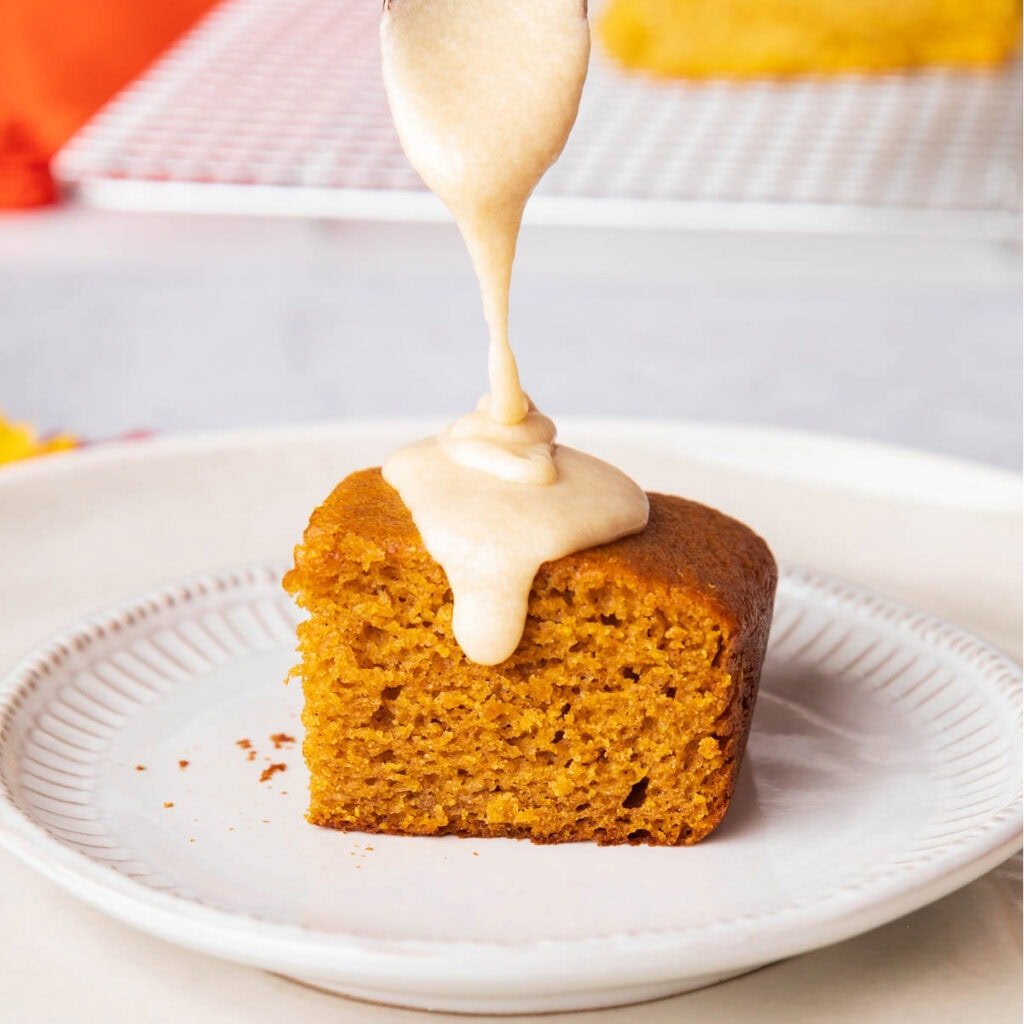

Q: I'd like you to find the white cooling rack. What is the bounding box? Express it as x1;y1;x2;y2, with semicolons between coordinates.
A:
55;0;1022;238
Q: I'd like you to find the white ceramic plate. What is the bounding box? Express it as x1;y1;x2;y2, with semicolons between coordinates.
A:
0;558;1019;1014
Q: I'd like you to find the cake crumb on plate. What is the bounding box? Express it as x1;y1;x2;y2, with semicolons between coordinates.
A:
259;763;287;783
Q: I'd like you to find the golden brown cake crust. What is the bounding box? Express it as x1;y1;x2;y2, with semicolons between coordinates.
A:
293;466;774;632
285;467;777;846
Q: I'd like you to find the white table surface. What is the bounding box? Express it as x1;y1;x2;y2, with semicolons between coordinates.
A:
0;207;1020;469
0;419;1020;1024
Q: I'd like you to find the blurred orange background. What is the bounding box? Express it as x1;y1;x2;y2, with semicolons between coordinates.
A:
0;0;216;206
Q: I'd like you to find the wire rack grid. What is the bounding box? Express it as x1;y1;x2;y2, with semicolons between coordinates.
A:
55;0;1023;238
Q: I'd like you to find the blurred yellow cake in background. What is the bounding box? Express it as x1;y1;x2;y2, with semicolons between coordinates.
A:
598;0;1022;77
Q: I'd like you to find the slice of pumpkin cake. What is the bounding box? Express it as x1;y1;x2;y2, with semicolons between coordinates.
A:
283;467;776;846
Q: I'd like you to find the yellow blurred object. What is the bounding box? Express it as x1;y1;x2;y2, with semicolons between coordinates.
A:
598;0;1022;77
0;413;77;465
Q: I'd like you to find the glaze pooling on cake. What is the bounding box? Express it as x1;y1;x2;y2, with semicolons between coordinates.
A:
440;397;558;486
384;439;649;666
381;0;649;665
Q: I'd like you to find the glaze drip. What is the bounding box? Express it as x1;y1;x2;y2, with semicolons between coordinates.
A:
380;0;649;664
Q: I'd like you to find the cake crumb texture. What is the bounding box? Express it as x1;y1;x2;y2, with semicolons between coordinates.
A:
284;469;776;846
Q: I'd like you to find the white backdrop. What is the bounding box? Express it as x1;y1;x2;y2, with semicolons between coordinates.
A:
2;207;1020;469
